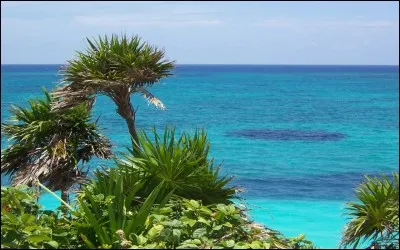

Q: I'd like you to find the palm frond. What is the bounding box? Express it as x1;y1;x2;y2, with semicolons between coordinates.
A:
115;127;237;205
137;87;166;110
340;173;399;249
52;33;175;112
1;89;113;192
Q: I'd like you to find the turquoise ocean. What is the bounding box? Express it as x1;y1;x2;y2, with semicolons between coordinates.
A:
1;64;399;248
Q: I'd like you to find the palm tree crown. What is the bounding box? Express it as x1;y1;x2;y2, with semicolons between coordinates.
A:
51;34;175;145
1;89;113;197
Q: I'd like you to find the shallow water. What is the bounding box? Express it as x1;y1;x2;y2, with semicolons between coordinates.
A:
1;64;398;248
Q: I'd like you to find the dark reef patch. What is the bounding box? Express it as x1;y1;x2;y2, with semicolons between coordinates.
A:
227;129;346;142
230;171;395;200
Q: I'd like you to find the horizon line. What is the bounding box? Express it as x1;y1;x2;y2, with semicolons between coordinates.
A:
1;63;399;66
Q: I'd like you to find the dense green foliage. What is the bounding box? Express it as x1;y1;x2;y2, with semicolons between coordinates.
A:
116;127;237;205
61;34;174;90
132;198;316;249
1;128;315;249
1;89;112;196
73;168;169;248
341;173;399;249
1;184;316;249
1;185;79;249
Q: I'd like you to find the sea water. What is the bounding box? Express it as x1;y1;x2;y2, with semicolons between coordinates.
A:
1;64;399;248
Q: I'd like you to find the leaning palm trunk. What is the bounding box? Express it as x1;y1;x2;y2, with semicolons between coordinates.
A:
124;114;139;146
125;117;139;146
50;34;174;149
60;188;69;214
112;89;140;146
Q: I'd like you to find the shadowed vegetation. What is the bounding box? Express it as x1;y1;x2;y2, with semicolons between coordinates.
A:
1;89;112;203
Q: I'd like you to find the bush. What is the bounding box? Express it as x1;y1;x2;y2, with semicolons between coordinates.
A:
115;198;316;249
72;167;169;249
1;185;80;249
1;89;112;204
116;127;237;205
1;127;317;249
1;183;316;249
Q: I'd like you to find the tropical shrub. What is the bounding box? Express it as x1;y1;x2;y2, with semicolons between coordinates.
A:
116;127;237;205
115;198;316;249
1;185;80;249
1;89;112;203
71;167;172;249
1;183;316;249
340;172;399;249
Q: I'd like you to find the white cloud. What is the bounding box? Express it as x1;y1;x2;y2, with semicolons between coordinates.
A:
68;2;222;28
256;19;295;28
185;20;220;25
360;20;393;28
1;1;165;6
255;19;396;29
1;1;37;6
319;20;394;28
73;14;221;27
113;1;166;3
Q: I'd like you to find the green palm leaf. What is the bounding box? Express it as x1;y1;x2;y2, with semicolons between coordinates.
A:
340;173;399;249
1;89;112;204
116;126;237;205
51;33;175;147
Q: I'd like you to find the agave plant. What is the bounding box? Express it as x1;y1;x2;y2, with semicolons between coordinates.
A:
340;172;399;249
1;89;113;203
73;166;172;249
51;33;175;146
116;127;237;205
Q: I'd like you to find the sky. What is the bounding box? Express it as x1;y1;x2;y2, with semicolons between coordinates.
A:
1;1;399;65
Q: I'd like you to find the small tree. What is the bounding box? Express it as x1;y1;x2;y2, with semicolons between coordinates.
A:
340;173;399;249
51;34;175;147
1;89;113;203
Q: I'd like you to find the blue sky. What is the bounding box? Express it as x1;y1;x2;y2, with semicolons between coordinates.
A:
1;1;399;65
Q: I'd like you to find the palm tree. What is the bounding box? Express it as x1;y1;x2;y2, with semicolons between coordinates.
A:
1;89;113;203
340;173;399;249
51;34;175;146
